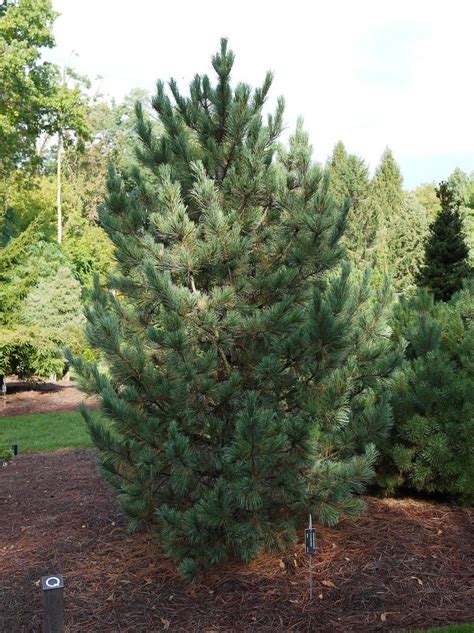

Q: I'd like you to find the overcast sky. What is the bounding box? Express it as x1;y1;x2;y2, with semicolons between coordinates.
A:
46;0;474;189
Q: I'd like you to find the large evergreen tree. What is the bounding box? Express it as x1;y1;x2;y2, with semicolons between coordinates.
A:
388;192;430;291
330;145;428;291
326;141;371;265
417;181;471;301
447;168;474;266
71;41;400;578
364;148;405;280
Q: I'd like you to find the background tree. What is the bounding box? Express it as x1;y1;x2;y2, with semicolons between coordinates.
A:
70;40;400;579
387;192;429;291
414;182;441;223
326;142;371;265
49;66;90;243
417;181;471;301
0;216;67;380
378;287;474;503
0;0;57;174
329;146;429;291
22;265;84;332
363;148;404;279
446;167;474;266
326;141;370;209
21;265;87;369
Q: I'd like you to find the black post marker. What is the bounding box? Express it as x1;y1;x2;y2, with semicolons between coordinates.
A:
41;574;64;633
304;513;316;600
12;442;17;457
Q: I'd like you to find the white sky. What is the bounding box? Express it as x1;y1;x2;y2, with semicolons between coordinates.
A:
46;0;474;189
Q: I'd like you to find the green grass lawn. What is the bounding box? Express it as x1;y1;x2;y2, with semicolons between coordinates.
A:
0;411;94;454
407;624;474;632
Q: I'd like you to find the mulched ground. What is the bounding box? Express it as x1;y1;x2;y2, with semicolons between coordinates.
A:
0;450;473;632
0;380;98;417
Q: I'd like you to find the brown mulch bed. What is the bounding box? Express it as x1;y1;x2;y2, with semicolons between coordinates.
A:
0;379;98;417
0;450;473;632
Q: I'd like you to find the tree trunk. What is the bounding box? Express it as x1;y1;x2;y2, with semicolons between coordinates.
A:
57;131;62;244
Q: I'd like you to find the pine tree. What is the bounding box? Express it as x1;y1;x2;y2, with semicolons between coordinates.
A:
378;287;474;502
417;181;471;301
70;41;400;578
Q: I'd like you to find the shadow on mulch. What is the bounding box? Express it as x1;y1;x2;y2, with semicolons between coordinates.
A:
1;379;98;417
4;381;69;395
0;449;473;632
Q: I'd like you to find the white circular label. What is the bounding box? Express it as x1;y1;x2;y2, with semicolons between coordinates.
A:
45;577;61;588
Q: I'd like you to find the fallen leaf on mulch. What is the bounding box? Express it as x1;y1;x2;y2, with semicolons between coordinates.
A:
321;580;336;589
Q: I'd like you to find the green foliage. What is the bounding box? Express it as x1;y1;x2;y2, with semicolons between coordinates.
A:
62;214;115;287
388;192;430;291
326;141;371;266
447;168;474;266
330;146;430;291
405;625;474;633
0;211;88;378
0;0;57;171
365;148;405;276
0;232;68;324
326;141;370;211
0;447;13;461
71;41;400;578
48;67;90;145
3;174;61;240
0;325;63;378
414;182;441;223
378;287;474;503
22;265;85;336
417;182;471;301
0;167;115;288
1;261;88;379
0;0;90;175
59;87;157;222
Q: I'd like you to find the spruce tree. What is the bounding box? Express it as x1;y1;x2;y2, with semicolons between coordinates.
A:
417;181;471;301
447;168;474;266
364;148;404;280
344;148;430;291
22;266;84;334
71;40;400;578
327;141;370;212
326;142;370;267
388;192;430;291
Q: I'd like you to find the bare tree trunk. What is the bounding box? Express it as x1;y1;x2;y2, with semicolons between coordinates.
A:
57;130;62;244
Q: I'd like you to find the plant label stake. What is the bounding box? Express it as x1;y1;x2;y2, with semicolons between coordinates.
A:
305;513;316;600
41;574;64;633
